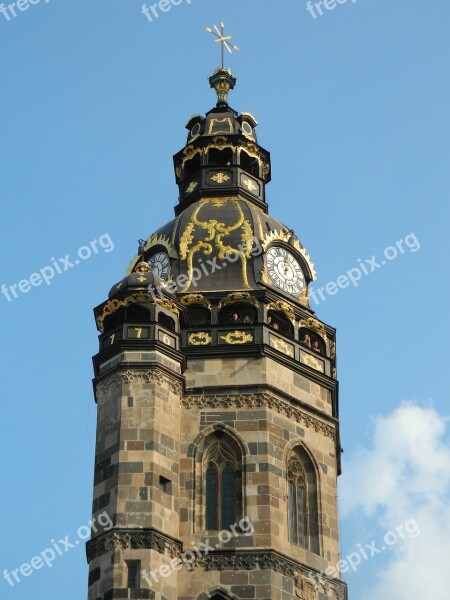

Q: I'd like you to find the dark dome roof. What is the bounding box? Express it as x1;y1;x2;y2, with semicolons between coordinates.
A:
126;197;316;296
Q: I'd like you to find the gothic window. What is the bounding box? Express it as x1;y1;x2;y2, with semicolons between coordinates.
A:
126;561;140;588
204;433;242;530
287;448;320;554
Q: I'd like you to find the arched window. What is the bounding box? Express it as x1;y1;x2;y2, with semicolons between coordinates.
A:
185;306;211;326
299;328;326;355
125;304;151;323
158;312;176;331
184;154;201;179
267;310;294;338
287;447;320;554
208;148;233;168
240;151;259;177
218;305;257;325
203;432;242;530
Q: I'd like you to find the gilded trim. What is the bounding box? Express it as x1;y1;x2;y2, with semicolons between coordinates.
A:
188;332;212;346
267;299;296;322
220;331;253;344
218;292;259;310
97;292;155;332
261;230;317;281
298;317;328;341
178;198;254;292
180;294;212;310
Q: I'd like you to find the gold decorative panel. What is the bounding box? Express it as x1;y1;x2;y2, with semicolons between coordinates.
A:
220;330;253;345
188;332;212;346
269;335;294;358
299;350;325;373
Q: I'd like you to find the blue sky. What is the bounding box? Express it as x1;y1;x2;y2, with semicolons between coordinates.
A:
0;1;449;598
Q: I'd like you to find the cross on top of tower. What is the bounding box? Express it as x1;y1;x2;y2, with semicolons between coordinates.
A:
205;22;239;106
205;21;239;69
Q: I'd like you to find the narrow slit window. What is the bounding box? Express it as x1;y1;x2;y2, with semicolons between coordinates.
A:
126;561;140;589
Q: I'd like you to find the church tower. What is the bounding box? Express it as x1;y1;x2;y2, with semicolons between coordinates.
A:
86;32;347;600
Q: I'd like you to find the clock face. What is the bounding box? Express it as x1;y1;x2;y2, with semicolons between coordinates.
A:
148;252;169;280
266;247;305;295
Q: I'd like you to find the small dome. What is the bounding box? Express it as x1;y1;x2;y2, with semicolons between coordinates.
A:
108;262;163;299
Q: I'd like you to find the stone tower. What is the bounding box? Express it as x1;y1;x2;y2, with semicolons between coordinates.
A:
86;65;347;600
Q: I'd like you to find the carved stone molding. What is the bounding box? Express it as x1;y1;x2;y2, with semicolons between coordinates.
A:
197;551;346;599
182;393;336;440
96;368;183;399
95;376;120;399
294;572;318;600
86;529;182;563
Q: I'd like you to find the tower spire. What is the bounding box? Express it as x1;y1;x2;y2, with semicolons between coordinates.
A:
205;21;239;106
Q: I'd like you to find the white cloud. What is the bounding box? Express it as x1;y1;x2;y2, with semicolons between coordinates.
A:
340;402;450;600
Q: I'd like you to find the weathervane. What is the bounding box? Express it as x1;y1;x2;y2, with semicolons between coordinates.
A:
205;21;239;69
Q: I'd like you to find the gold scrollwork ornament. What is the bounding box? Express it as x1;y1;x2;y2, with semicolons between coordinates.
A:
188;332;212;346
180;294;212;310
220;331;253;345
267;300;296;322
178;198;254;291
97;292;156;332
299;316;327;341
156;298;179;315
218;292;259;309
